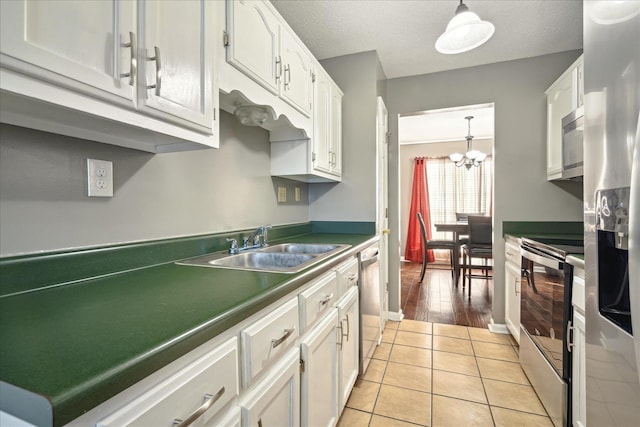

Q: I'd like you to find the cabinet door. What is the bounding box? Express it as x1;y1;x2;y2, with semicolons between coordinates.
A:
546;72;573;178
329;88;343;175
336;288;359;413
280;30;313;117
313;70;332;174
300;309;339;427
505;262;521;343
226;0;279;95
240;347;300;427
140;0;213;131
0;0;136;104
572;309;586;427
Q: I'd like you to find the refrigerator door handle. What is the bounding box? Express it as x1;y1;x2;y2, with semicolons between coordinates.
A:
630;111;640;384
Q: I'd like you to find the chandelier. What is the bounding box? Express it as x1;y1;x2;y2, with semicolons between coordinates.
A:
435;0;495;54
449;116;487;169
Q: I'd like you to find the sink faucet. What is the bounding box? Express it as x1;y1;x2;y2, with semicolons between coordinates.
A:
246;224;272;248
227;224;272;254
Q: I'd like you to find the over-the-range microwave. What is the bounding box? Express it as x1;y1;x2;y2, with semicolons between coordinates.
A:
560;105;584;180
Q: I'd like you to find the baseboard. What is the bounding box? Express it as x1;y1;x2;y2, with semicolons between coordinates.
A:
488;320;509;334
388;310;404;322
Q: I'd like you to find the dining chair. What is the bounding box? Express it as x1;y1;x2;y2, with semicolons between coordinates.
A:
461;215;493;297
417;212;455;282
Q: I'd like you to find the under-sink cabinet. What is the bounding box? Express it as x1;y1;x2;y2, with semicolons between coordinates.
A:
0;0;218;152
504;237;521;343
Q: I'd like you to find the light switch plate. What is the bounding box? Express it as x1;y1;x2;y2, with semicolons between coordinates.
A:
295;187;301;202
87;158;113;197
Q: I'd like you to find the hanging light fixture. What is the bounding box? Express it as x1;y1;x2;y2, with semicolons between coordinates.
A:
449;116;487;169
435;0;495;54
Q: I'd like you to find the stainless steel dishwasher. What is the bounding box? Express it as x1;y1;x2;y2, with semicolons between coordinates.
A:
358;243;381;375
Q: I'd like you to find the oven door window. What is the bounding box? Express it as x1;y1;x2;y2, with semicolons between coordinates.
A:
521;259;566;377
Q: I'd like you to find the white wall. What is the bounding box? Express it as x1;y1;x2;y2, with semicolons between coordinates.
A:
399;138;494;255
386;51;584;323
0;112;309;256
310;51;379;222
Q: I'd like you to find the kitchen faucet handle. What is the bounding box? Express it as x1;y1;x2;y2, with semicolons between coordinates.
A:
226;238;239;254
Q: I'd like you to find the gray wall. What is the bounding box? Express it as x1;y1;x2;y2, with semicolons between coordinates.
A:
311;51;379;222
0;112;309;256
387;51;584;324
399;139;494;255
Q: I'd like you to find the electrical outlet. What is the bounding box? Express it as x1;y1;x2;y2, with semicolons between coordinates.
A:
87;158;113;197
295;187;301;202
277;186;287;203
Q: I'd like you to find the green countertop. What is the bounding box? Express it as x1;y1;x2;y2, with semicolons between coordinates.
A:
0;232;376;426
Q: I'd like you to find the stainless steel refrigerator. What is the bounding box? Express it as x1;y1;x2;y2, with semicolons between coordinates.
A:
584;1;640;425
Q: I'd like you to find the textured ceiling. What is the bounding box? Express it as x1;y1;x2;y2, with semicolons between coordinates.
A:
271;0;583;79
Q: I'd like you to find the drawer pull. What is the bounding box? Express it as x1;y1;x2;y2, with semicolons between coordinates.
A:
319;293;334;307
271;327;295;348
347;273;358;283
172;386;225;427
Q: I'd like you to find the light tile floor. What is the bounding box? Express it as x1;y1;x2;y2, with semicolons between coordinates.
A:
338;320;553;427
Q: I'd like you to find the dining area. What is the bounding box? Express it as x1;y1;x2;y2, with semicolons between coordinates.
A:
400;155;494;326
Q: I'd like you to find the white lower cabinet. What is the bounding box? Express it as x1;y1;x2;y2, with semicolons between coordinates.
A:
300;309;339;427
571;269;586;427
336;287;359;414
504;238;521;343
97;337;239;427
240;347;301;427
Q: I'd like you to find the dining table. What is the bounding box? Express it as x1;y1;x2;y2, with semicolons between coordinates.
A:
434;222;469;285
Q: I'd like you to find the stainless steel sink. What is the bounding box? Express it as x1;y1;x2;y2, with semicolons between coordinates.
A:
176;243;350;273
260;243;343;255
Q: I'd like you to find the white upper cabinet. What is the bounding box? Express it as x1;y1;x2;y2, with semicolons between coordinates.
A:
0;0;136;105
225;0;279;95
225;0;312;118
0;0;218;152
280;30;313;116
312;66;343;178
140;0;214;131
545;54;583;180
330;87;343;175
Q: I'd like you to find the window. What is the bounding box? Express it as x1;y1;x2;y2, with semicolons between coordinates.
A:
426;156;493;240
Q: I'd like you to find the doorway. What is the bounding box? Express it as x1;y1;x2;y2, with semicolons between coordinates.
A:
398;103;495;326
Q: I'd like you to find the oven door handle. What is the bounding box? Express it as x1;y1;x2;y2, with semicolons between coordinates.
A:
521;247;563;270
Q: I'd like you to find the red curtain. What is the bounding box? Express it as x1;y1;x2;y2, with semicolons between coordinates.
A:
405;158;434;263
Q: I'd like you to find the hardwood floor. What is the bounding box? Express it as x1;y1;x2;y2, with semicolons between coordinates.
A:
400;261;493;328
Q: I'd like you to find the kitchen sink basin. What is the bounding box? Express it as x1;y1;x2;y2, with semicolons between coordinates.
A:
176;243;350;273
260;243;343;255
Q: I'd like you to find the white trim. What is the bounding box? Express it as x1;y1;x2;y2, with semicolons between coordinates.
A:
488;320;510;334
387;310;404;322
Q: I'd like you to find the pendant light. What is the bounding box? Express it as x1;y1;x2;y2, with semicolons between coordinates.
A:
436;0;495;54
449;116;487;169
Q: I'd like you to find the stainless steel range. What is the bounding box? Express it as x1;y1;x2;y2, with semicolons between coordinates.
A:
519;237;584;427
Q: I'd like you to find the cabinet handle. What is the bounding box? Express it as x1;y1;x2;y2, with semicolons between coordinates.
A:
284;64;290;89
344;314;350;341
514;278;520;296
319;293;334;307
120;31;136;86
275;56;282;82
146;46;162;96
271;327;295;348
337;321;343;350
347;273;357;283
172;386;225;427
566;321;574;352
